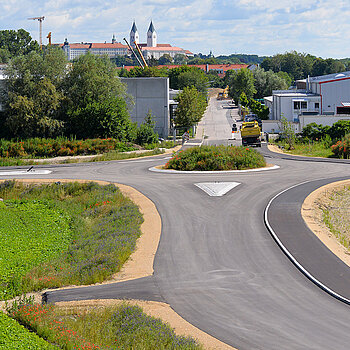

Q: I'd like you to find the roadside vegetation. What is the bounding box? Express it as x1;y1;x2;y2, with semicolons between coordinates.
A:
0;311;54;349
274;120;350;159
0;181;143;300
8;301;202;350
321;185;350;252
165;145;266;171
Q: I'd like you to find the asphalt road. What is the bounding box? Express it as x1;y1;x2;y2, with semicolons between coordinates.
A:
4;99;350;350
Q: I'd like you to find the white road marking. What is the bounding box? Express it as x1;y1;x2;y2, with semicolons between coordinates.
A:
0;170;52;176
195;182;241;196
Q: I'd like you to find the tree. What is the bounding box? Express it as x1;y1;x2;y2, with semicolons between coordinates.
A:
158;54;173;65
168;66;195;89
177;69;209;94
279;116;296;149
67;97;136;141
253;68;288;98
174;54;188;65
0;29;39;59
226;68;256;104
136;110;159;145
174;86;207;128
2;48;67;138
62;53;134;139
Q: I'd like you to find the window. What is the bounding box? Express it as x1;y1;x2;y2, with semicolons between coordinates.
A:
294;101;307;109
315;102;319;109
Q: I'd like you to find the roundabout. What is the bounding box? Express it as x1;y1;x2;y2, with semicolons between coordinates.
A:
2;98;350;350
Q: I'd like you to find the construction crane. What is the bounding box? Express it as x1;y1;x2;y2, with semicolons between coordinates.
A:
28;16;45;49
47;32;52;46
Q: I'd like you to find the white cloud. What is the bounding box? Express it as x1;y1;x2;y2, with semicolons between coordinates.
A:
1;0;350;58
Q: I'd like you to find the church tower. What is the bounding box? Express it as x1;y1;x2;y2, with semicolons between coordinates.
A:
130;21;139;47
147;21;157;47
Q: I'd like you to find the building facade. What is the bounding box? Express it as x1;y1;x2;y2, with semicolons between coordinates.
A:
62;38;128;61
264;71;350;122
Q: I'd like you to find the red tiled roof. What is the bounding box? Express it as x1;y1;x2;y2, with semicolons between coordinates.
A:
69;43;90;49
117;64;248;73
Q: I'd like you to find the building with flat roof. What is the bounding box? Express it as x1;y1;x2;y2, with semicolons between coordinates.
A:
264;71;350;122
61;36;128;61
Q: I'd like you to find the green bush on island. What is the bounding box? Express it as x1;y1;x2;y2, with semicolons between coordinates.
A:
164;145;266;171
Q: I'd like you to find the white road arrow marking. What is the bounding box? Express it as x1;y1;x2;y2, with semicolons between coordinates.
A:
195;182;241;197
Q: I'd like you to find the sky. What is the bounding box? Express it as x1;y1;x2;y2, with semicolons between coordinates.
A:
1;0;350;58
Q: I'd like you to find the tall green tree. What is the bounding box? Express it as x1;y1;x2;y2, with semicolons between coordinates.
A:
0;29;39;61
62;53;135;140
177;68;209;94
174;86;207;128
253;68;288;98
158;54;173;65
226;68;256;104
1;48;67;138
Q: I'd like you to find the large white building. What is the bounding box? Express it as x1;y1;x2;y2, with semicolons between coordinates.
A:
61;36;128;61
265;71;350;122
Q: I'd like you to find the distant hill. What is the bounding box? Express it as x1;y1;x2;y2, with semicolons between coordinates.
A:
215;54;268;65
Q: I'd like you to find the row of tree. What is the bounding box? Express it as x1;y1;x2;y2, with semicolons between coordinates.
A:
0;48;137;141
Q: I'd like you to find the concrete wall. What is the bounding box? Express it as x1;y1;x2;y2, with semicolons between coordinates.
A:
121;77;170;138
262;120;300;134
299;115;350;129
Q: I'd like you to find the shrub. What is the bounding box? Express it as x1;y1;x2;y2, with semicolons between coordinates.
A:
331;133;350;158
136;110;159;145
165;145;266;171
0;137;135;158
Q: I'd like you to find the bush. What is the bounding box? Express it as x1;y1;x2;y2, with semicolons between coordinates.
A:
165;145;266;171
136;110;159;146
0;137;135;158
331;133;350;158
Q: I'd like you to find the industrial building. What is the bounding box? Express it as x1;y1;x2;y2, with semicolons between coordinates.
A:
263;71;350;132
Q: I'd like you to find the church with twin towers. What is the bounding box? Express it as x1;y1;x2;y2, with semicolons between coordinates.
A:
129;21;192;60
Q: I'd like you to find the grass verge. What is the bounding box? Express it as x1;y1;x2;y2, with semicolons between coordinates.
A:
322;185;350;252
165;145;266;171
0;180;143;299
0;311;55;349
272;141;333;158
9;301;202;350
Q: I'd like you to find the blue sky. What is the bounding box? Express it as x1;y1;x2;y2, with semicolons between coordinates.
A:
1;0;350;58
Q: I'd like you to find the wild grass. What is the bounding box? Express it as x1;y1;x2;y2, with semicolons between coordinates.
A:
322;185;350;252
0;181;143;299
165;145;266;171
11;302;203;350
281;142;333;158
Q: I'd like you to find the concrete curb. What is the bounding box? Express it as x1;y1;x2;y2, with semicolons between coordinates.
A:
264;180;350;306
149;164;280;174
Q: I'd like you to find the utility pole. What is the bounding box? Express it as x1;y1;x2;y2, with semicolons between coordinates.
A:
28;16;45;49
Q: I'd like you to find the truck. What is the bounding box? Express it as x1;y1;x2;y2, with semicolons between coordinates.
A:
241;120;261;147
